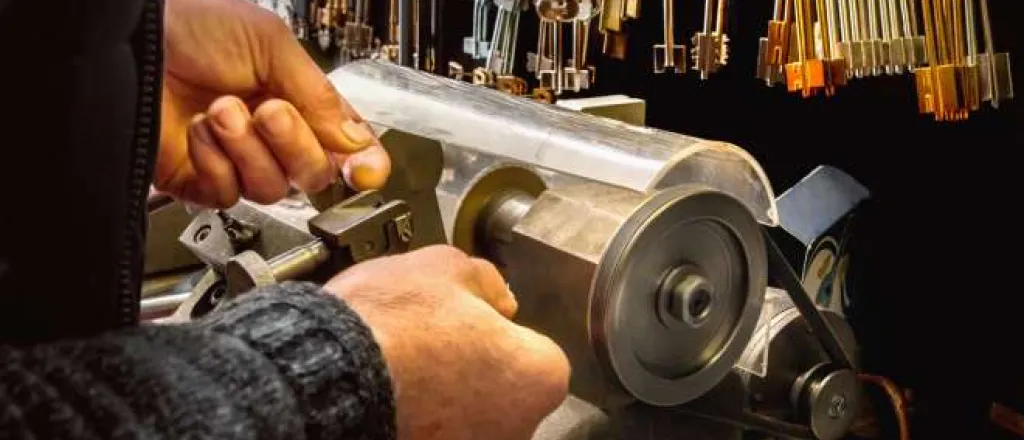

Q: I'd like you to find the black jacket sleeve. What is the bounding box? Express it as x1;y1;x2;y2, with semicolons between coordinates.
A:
0;282;397;440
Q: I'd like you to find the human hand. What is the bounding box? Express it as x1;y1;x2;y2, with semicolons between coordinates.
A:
324;246;571;440
155;0;390;208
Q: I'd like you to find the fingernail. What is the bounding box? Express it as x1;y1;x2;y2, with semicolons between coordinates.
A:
345;161;384;190
340;120;374;147
189;119;215;145
258;104;293;139
210;101;247;135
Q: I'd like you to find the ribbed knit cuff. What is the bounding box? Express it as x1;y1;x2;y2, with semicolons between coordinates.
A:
198;281;396;440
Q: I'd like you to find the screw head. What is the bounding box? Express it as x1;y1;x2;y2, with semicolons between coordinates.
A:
828;395;847;419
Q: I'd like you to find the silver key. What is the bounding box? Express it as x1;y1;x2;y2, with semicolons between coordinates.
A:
653;0;686;73
464;0;493;59
691;0;729;79
977;0;1013;108
563;3;599;91
534;0;582;95
487;0;529;75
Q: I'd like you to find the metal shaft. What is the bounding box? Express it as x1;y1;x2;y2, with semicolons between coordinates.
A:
716;0;727;34
964;0;977;60
703;0;713;33
268;241;330;282
978;0;994;55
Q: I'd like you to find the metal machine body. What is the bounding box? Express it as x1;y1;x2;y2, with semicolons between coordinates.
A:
144;62;864;440
327;60;779;226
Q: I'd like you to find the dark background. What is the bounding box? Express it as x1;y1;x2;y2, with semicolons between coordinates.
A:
357;1;1022;437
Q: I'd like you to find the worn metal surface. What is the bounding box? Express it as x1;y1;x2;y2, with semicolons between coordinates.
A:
144;198;201;275
733;288;859;439
328;60;778;225
494;181;766;408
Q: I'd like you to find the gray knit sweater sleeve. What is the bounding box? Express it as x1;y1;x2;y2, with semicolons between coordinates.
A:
0;281;396;440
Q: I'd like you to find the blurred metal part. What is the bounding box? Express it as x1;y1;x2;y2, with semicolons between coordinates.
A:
500;182;765;407
163;128;447;320
775;165;869;247
144;197;201;275
310;126;447;249
436;145;767;409
729;289;859;440
555;95;647;126
328;60;778;226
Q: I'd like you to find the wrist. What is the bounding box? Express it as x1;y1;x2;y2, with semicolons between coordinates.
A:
200;282;398;440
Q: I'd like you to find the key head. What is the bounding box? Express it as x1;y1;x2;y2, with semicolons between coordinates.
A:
538;69;558;89
934;65;963;121
653;44;687;74
765;21;786;66
889;39;907;70
850;42;865;77
496;76;529;95
472;67;497;86
603;31;629;59
532;87;556;104
448;61;466;81
562;68;591;92
913;67;936;114
824;58;848;89
527;52;555;74
785;60;825;97
991;53;1015;105
878;41;893;74
536;0;580;21
911;36;926;68
957;64;982;111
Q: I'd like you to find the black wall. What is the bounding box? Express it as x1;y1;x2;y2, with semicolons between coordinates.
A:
368;2;1023;436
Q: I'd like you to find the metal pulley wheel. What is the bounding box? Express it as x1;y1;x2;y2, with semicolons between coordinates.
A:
590;184;767;406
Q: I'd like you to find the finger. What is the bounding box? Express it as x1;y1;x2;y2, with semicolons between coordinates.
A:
252;99;337;193
206;96;290;204
468;257;518;318
336;142;391;190
187;115;241;208
259;23;376;153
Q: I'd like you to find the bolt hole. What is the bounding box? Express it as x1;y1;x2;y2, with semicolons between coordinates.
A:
688;288;712;321
193;225;212;243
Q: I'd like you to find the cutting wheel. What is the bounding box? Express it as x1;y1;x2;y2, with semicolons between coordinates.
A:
591;184;767;406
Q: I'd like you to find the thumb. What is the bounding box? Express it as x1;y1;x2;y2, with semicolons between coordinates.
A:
259;30;376;154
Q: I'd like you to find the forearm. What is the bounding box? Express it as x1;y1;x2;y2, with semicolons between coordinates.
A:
0;282;396;440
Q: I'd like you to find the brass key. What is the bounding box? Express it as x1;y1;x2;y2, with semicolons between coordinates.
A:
654;0;687;73
692;0;730;79
915;0;976;121
757;0;792;85
785;0;845;96
599;0;640;59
